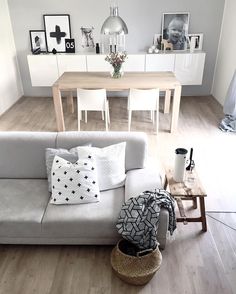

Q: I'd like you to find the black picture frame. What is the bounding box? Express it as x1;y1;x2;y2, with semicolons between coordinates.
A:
29;30;47;53
162;12;190;51
43;14;71;53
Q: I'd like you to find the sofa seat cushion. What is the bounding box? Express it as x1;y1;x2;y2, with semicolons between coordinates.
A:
42;187;124;239
0;179;49;237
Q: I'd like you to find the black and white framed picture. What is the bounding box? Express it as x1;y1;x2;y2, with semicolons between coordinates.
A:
162;12;190;50
29;30;47;53
43;14;71;53
80;27;95;48
187;33;203;50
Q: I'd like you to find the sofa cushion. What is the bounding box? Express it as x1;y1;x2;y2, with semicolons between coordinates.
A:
50;152;100;205
46;143;92;191
80;143;126;191
0;179;49;237
56;131;147;171
0;132;57;178
46;147;78;191
42;187;124;239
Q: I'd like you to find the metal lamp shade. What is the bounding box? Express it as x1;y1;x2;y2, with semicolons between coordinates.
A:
101;6;128;35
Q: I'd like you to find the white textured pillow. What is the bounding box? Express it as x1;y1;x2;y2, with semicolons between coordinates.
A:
50;148;100;205
76;142;126;191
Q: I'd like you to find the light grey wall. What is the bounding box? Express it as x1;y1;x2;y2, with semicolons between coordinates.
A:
8;0;225;97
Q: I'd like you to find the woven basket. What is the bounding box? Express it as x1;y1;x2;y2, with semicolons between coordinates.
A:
111;239;162;285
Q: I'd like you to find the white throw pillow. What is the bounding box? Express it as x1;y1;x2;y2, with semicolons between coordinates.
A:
76;142;126;191
50;148;100;205
45;144;91;192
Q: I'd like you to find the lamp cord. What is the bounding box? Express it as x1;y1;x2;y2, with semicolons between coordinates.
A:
206;211;236;231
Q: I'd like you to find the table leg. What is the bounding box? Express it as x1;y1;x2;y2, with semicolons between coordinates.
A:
164;90;171;114
170;85;182;133
67;91;74;114
199;197;207;232
52;86;65;132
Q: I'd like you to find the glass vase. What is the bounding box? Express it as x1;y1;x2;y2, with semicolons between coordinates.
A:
111;65;123;78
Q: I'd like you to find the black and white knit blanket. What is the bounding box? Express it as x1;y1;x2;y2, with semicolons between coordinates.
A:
116;189;176;250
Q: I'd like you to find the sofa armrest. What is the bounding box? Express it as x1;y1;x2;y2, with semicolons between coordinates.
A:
125;167;163;202
125;167;168;249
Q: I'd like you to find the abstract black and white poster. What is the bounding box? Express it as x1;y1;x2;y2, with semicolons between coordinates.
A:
80;27;95;48
29;30;47;53
44;14;71;53
162;13;190;50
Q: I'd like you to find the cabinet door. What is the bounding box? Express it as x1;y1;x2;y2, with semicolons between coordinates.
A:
57;55;87;75
27;55;59;87
86;55;111;72
123;54;145;72
174;53;206;85
145;54;175;72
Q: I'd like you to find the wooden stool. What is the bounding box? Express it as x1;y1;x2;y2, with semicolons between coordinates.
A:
164;167;207;232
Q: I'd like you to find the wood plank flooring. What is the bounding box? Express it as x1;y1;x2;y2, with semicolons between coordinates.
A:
0;95;235;294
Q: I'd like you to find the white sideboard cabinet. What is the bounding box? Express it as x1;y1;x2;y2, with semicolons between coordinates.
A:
145;53;175;72
57;55;87;76
27;52;206;87
123;54;146;72
174;53;206;85
27;55;59;87
86;55;111;72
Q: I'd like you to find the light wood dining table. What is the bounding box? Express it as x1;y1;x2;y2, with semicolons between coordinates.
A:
52;71;182;132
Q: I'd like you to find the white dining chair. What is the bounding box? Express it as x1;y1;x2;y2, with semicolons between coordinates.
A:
127;88;160;133
77;88;110;131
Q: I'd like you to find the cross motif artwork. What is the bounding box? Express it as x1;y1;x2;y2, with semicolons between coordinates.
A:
50;25;66;44
44;14;71;52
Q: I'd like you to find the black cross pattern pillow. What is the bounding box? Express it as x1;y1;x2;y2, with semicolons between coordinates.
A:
50;148;100;205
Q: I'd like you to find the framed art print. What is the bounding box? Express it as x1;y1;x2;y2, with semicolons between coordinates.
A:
188;33;203;50
29;30;47;53
162;12;190;50
44;14;71;53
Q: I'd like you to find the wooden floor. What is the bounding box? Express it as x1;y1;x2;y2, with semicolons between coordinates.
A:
0;95;235;294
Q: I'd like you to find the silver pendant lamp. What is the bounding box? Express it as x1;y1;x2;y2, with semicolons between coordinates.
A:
101;2;128;35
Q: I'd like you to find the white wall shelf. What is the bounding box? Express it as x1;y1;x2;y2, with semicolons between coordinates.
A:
28;52;206;87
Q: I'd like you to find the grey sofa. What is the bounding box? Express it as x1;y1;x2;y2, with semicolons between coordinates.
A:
0;131;169;249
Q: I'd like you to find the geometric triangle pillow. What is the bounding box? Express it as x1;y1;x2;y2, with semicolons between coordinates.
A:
50;148;100;205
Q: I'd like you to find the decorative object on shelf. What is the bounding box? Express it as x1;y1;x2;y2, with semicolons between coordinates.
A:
52;48;57;54
189;36;197;53
148;45;156;54
100;0;128;53
43;14;71;53
81;27;95;48
186;148;195;171
105;51;127;78
29;30;47;54
111;239;162;285
65;38;75;53
162;12;190;50
95;43;100;54
187;33;203;51
173;148;188;182
153;33;162;50
161;39;173;52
